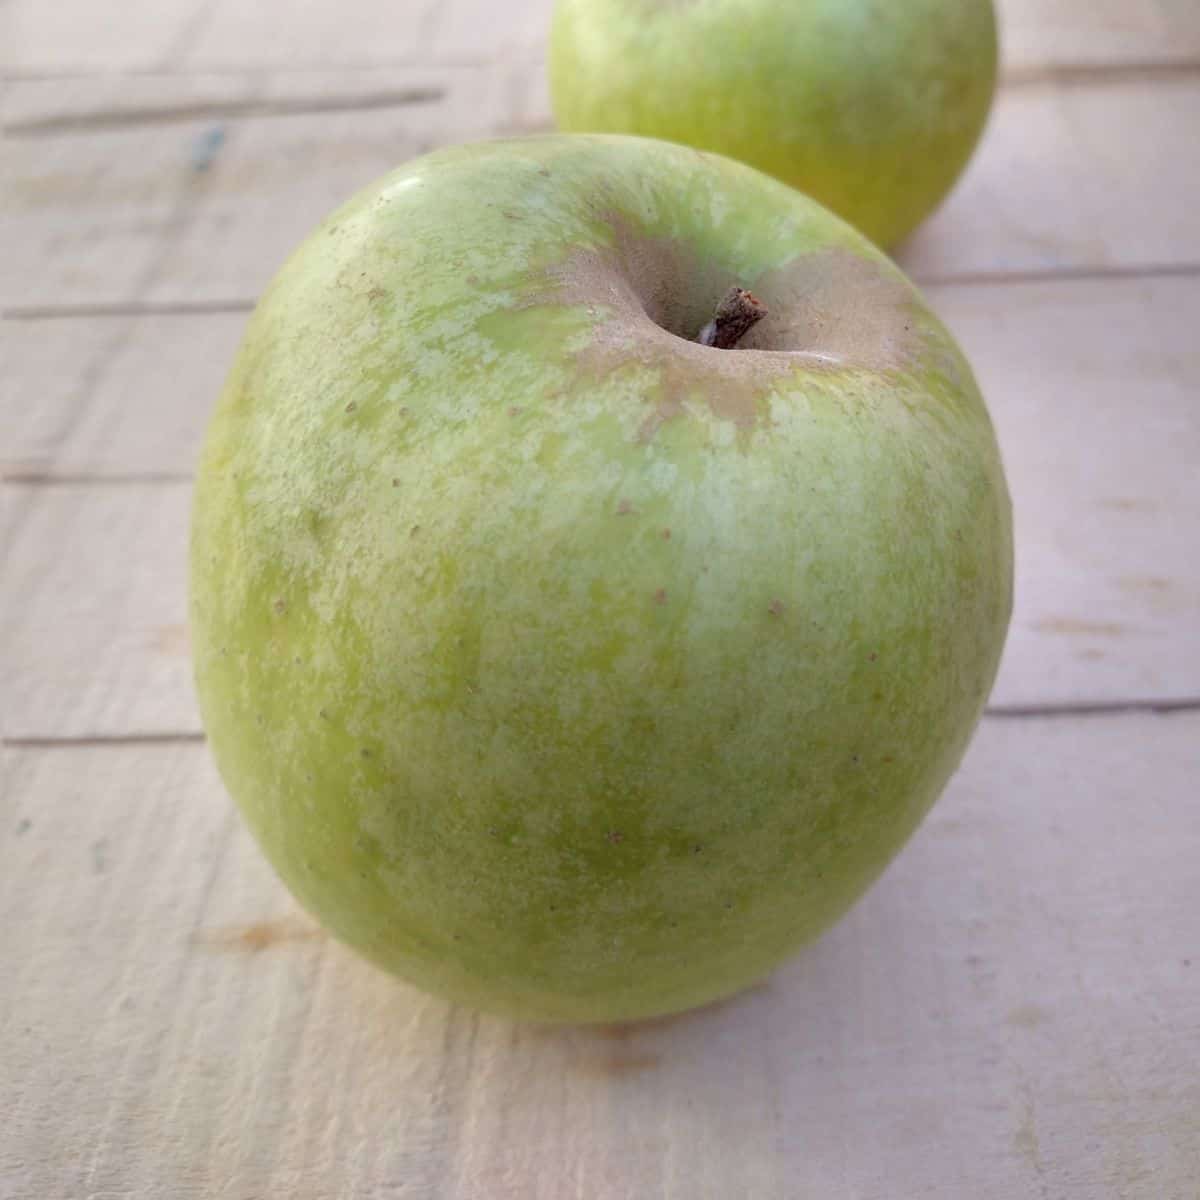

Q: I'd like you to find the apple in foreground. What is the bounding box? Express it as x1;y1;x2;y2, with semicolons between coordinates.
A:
549;0;997;248
190;134;1012;1024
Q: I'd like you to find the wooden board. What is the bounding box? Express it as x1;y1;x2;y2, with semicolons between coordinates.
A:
1;66;507;136
1001;0;1200;76
4;70;519;315
9;76;1200;315
897;76;1200;282
3;312;243;480
941;273;1200;711
4;712;1198;1199
5;6;1200;1196
7;0;1198;76
2;483;198;741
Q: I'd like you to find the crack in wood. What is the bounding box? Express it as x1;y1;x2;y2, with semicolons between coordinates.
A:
6;87;448;136
7;701;1200;750
5;300;256;320
1002;58;1200;89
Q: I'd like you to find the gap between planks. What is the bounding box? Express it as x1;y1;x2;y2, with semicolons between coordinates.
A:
7;261;1200;326
7;700;1200;750
4;85;448;136
4;57;1199;139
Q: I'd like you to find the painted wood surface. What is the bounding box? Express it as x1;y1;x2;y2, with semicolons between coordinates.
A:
7;0;1198;76
3;2;1198;1197
4;715;1198;1198
9;76;1200;315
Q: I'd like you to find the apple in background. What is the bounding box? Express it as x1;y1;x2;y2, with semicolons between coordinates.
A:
190;134;1012;1024
549;0;998;248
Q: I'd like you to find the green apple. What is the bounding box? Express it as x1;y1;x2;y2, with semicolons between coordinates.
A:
191;134;1012;1024
549;0;997;247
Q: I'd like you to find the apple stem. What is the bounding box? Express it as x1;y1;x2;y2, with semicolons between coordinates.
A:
697;287;768;349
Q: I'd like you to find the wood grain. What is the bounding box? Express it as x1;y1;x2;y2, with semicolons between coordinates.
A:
1001;0;1200;76
7;0;1198;76
941;273;1200;710
4;70;517;315
3;712;1198;1198
1;66;490;136
4;312;243;480
7;76;1200;313
897;76;1200;282
2;483;197;740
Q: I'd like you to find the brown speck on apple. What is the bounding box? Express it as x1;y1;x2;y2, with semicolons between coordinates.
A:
869;652;878;661
410;524;421;536
617;498;633;515
273;598;286;614
662;528;672;539
509;405;523;416
654;588;668;605
392;478;400;487
607;830;625;844
345;401;357;413
768;599;783;617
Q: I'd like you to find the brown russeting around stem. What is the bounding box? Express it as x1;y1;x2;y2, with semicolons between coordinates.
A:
697;287;768;349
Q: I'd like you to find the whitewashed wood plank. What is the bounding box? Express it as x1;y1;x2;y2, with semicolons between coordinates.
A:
3;0;426;76
6;275;1197;729
4;0;202;76
1;67;481;136
8;79;1200;313
3;312;244;479
169;0;434;71
936;273;1200;709
6;0;1197;77
426;0;553;66
896;77;1200;280
6;122;187;312
1;483;198;740
3;317;125;478
4;713;1198;1198
4;73;520;313
1001;0;1200;75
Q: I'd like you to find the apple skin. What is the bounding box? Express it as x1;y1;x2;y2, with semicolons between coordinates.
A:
549;0;997;248
190;134;1012;1023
